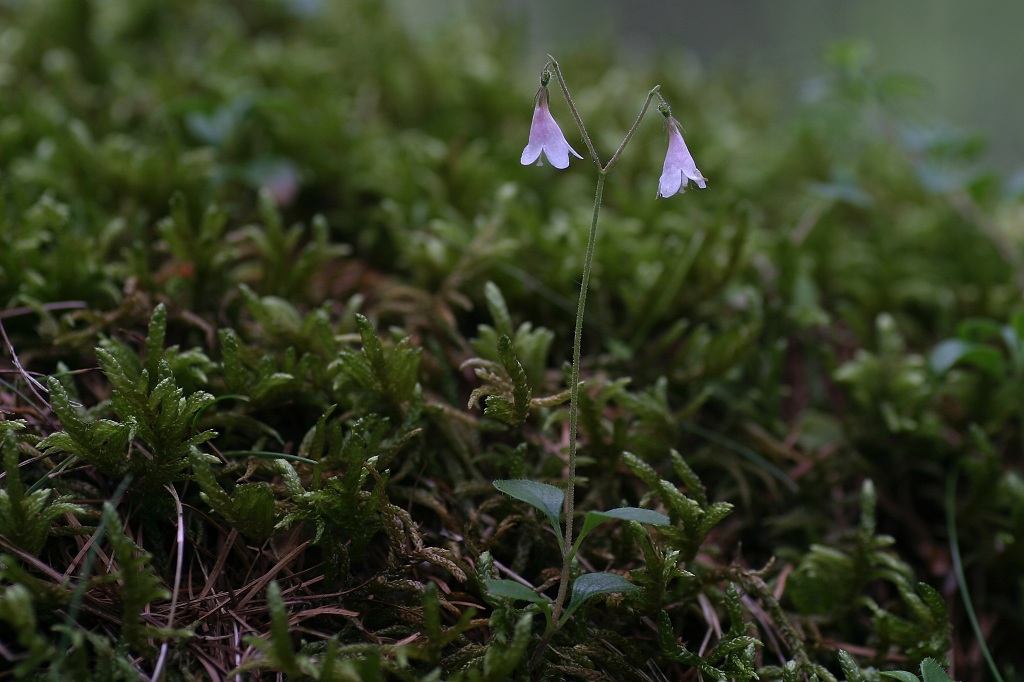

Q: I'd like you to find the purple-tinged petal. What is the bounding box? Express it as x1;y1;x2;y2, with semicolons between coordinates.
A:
521;88;582;169
657;117;706;198
521;141;543;166
658;161;684;198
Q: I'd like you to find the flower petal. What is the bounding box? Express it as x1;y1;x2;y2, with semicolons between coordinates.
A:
521;88;581;170
658;118;706;197
658;167;683;198
543;142;572;169
521;142;543;166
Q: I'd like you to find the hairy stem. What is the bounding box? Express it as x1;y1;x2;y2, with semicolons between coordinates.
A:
530;57;657;669
605;86;662;172
546;55;601;169
551;171;606;625
530;170;607;671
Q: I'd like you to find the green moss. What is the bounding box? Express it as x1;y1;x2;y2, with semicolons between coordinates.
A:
0;0;1017;679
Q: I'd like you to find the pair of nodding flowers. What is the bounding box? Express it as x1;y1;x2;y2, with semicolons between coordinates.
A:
520;85;706;198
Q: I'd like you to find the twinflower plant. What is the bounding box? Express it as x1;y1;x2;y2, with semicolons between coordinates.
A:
491;55;706;662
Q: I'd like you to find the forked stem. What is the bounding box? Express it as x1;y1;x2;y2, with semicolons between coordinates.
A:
530;58;663;666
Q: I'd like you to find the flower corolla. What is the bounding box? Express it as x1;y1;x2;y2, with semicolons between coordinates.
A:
520;87;583;170
657;116;706;198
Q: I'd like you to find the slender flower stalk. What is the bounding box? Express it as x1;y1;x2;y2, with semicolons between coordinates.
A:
520;56;704;666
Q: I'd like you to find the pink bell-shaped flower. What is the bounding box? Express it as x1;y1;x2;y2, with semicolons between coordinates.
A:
657;116;706;198
521;87;583;170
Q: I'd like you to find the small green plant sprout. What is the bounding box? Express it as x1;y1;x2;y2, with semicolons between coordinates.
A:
485;478;669;633
0;421;85;554
331;313;422;416
488;55;704;652
39;304;218;492
466;281;557;402
787;480;950;662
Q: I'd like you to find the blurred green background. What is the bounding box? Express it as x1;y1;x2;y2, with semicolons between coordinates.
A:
399;0;1023;172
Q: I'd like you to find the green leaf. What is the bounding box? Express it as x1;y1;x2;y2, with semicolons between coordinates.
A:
571;507;671;559
699;501;736;537
483;579;551;606
39;377;133;478
955;317;1004;343
560;572;638;625
879;673;920;682
1;429;86;554
670;449;709;508
481;396;518;425
837;650;868;682
104;504;171;653
492;479;563;540
930;339;1004;376
144;303;168;388
265;581;301;676
591;507;671;526
569;571;640;604
919;659;956;682
230;483;279;541
484;281;514;338
334;314;422;410
355;313;387;378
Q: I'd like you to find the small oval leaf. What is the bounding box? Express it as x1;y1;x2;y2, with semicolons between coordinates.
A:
930;339;1004;376
484;579;551;605
572;507;672;558
560;572;638;625
593;507;671;526
918;658;956;682
493;479;564;538
879;673;921;682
